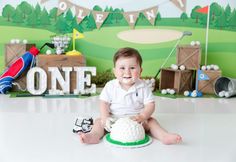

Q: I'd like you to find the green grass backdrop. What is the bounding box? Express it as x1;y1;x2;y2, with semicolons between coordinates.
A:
0;25;236;78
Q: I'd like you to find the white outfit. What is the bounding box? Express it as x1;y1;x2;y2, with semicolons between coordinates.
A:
99;79;154;117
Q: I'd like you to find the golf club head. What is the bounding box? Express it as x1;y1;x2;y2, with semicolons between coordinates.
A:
181;31;192;38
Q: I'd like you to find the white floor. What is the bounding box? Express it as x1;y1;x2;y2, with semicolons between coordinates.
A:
0;94;236;162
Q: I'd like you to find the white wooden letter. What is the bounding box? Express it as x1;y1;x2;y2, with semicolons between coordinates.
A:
74;67;96;94
48;67;72;94
27;67;47;95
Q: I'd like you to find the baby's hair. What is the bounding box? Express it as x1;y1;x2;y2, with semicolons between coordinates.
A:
113;47;142;67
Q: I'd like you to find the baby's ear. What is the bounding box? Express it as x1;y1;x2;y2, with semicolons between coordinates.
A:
140;67;143;74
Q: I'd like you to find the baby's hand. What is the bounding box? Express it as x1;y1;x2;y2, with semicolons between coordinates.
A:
131;114;146;123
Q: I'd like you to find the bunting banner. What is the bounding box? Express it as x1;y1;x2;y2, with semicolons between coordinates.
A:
57;0;74;16
142;6;158;25
75;5;91;24
170;0;187;12
92;11;109;29
123;12;140;29
40;0;187;29
40;0;49;4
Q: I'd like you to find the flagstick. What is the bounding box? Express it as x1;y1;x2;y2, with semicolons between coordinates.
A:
73;37;75;51
195;70;199;92
204;5;210;66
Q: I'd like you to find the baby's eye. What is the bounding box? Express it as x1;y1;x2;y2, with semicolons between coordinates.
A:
130;67;136;70
120;67;125;70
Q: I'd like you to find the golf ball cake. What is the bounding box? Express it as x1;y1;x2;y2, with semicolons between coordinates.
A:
110;118;145;143
105;117;151;147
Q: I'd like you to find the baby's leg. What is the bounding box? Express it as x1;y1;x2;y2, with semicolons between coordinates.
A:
79;118;105;144
145;117;182;145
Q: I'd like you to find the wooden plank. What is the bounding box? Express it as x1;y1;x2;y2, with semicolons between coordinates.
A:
36;55;86;92
177;45;201;70
159;68;194;93
4;44;35;91
198;70;222;94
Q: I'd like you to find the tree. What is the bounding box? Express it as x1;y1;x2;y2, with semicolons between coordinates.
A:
156;12;161;21
26;11;38;27
225;4;231;20
154;12;161;26
18;1;32;19
112;8;123;24
93;5;103;11
65;9;74;22
86;14;96;30
35;3;42;18
210;2;223;21
190;6;201;23
215;12;227;30
2;4;15;21
69;16;84;33
136;13;150;26
180;12;188;21
229;10;236;28
40;8;50;26
103;6;113;25
55;15;70;33
49;7;58;22
12;8;24;24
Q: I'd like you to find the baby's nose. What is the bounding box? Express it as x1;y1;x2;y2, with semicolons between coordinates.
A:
124;69;131;74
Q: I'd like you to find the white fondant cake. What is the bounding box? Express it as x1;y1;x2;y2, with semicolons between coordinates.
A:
110;118;145;143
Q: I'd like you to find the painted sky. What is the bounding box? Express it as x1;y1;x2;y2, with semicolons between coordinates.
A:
0;0;235;17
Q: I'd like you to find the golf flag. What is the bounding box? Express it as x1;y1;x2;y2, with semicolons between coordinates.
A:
72;29;84;51
73;29;84;39
196;5;210;66
197;69;209;81
196;6;209;14
195;69;209;92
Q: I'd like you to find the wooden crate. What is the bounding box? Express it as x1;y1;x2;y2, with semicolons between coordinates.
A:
159;68;194;93
177;45;201;70
197;70;222;94
4;43;35;91
36;55;86;92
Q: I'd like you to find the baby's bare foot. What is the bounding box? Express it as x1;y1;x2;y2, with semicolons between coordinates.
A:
79;133;100;144
160;133;182;145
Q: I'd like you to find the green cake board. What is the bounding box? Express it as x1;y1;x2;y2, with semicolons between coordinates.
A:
104;133;152;148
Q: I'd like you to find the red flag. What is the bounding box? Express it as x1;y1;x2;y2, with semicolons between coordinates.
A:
196;6;209;14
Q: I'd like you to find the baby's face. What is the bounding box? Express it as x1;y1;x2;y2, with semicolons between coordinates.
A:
114;57;142;87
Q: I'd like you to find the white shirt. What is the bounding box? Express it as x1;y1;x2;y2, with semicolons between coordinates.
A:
99;79;154;117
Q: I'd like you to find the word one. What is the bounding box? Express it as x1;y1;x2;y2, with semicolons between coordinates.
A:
27;67;96;95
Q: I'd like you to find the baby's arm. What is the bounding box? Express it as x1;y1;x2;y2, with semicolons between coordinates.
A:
99;100;110;127
132;102;155;123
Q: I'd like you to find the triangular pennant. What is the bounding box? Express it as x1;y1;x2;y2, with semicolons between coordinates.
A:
123;12;139;29
75;5;91;24
73;29;84;39
196;6;209;14
57;0;73;16
40;0;49;4
197;70;210;81
142;6;158;25
170;0;187;12
92;11;109;29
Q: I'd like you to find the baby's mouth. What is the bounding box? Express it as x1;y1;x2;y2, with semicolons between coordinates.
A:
123;77;132;79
